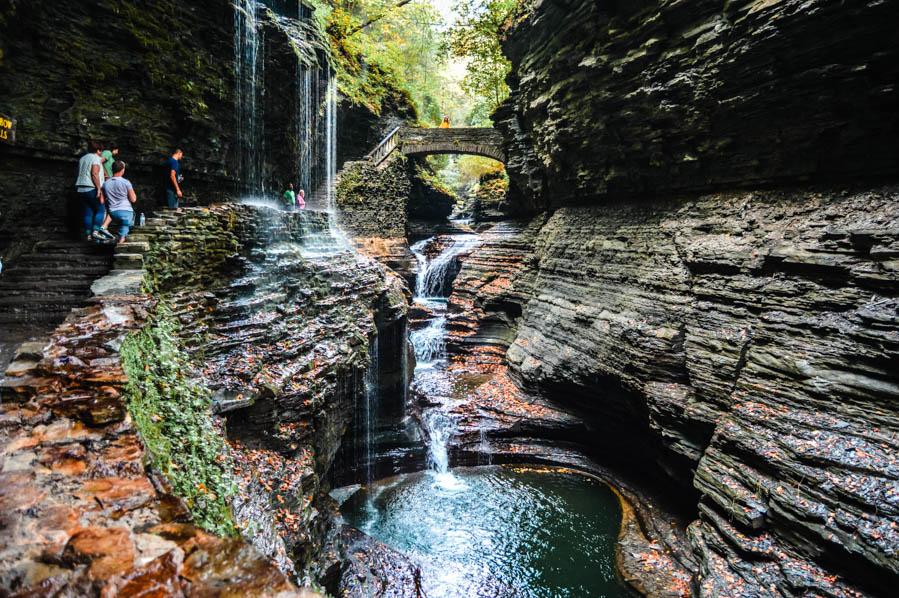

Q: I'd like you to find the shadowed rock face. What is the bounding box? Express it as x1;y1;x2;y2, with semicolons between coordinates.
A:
464;0;899;595
495;0;899;213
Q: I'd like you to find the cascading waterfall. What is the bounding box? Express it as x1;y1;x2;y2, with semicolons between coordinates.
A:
363;336;380;484
234;0;264;194
410;314;446;367
235;1;336;205
408;234;481;487
411;236;481;299
325;70;337;212
424;411;452;475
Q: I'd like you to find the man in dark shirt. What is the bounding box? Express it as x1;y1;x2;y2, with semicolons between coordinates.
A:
166;148;183;212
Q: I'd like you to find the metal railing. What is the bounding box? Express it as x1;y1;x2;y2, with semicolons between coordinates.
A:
365;126;401;165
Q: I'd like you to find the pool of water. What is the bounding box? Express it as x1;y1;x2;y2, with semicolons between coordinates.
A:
340;466;634;598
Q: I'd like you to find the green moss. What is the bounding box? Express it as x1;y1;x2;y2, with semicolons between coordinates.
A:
121;306;238;537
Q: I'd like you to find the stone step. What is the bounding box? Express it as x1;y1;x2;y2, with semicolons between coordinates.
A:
113;253;144;270
0;312;72;328
0;278;91;297
33;240;114;252
0;295;87;313
8;254;113;267
115;241;150;254
0;265;113;279
125;234;153;243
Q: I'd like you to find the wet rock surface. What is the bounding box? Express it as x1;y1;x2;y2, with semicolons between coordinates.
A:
0;204;410;597
0;280;317;597
448;185;899;596
336;526;425;598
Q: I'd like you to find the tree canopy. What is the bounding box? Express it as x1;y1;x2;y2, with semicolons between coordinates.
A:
310;0;533;126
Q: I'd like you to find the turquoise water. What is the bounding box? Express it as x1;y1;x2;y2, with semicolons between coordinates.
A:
341;466;634;598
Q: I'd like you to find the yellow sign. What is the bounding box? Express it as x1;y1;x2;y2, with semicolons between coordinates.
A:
0;114;15;145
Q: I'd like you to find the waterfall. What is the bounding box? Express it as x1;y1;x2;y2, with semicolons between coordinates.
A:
408;235;481;489
410;315;446;367
234;0;264;194
411;236;480;299
234;1;336;206
363;336;380;484
424;410;466;490
424;411;452;474
325;70;337;212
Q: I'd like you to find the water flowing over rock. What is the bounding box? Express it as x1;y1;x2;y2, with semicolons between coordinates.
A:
232;0;336;203
0;205;409;596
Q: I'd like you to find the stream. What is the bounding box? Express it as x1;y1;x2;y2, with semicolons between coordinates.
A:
337;234;634;597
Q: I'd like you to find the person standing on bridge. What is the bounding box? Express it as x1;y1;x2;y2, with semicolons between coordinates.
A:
440;116;450;128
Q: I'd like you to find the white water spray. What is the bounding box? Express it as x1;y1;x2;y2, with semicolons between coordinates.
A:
411;236;480;299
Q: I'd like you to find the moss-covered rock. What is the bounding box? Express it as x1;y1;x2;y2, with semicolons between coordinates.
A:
336;155;411;238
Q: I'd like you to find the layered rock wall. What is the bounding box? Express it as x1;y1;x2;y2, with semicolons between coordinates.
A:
0;0;328;259
495;0;899;213
458;0;899;595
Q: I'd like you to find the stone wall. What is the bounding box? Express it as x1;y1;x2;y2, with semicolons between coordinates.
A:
400;127;506;163
495;0;899;213
336;157;410;239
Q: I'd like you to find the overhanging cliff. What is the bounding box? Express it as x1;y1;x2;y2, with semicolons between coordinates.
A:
494;0;899;213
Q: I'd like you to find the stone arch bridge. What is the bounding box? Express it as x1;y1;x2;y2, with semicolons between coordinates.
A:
367;127;506;165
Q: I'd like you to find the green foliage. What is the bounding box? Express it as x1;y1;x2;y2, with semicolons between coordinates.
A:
473;166;509;205
457;155;504;188
415;160;456;196
449;0;534;114
121;308;238;537
309;1;535;126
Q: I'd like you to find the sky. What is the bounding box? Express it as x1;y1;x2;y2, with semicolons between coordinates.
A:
430;0;458;27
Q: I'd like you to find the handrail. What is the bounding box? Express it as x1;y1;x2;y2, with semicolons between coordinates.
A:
365;126;402;165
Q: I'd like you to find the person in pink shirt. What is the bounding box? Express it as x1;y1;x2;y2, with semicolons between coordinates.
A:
296;189;306;210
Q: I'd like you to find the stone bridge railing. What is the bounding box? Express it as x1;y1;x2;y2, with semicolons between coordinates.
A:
367;127;506;165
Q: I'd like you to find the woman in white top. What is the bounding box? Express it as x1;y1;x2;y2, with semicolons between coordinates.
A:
74;141;110;241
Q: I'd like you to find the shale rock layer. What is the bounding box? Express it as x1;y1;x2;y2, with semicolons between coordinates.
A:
450;187;899;597
495;0;899;212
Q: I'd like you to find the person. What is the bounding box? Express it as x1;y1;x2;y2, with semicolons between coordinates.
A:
296;189;306;210
100;142;119;179
165;148;183;212
101;160;137;243
283;183;296;210
439;116;450;128
99;142;120;232
75;141;112;242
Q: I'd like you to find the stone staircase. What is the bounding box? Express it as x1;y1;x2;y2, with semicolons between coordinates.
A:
0;213;177;371
0;238;115;370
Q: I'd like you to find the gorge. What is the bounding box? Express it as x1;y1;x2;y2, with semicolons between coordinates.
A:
1;1;898;597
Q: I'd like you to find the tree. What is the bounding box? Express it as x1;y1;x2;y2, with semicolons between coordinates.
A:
448;0;531;114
